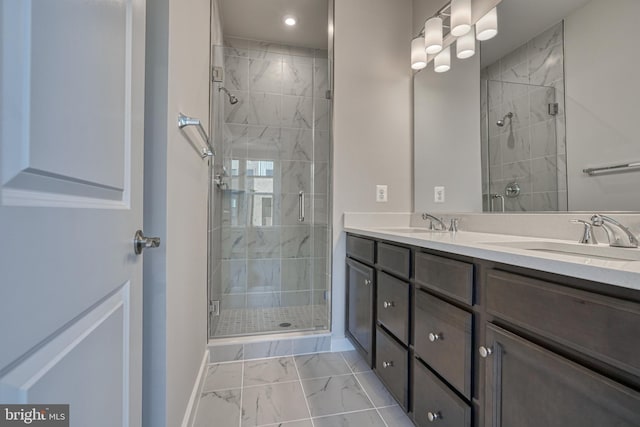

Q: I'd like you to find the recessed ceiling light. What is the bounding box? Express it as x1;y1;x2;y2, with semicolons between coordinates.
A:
284;16;297;26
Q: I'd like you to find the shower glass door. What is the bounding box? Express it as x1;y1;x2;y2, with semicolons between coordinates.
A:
482;80;566;212
208;40;331;338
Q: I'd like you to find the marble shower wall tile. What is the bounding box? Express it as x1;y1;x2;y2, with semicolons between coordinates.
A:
282;95;313;129
247;259;281;292
223;124;249;159
221;227;246;259
249;57;283;94
314;58;329;97
247;227;280;259
224;55;249;91
283;56;314;96
221;260;246;294
281;161;311;193
281;226;312;258
281;258;312;291
281;128;313;161
248;93;281;126
247;126;281;160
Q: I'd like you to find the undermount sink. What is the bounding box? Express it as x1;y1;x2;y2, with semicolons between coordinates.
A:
483;240;640;262
377;227;447;234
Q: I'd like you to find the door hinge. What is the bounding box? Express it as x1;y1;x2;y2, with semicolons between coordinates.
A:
548;102;559;116
212;66;223;83
209;300;220;316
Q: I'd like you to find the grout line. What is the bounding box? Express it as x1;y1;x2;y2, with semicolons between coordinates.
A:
293;353;316;427
238;359;245;427
339;352;390;427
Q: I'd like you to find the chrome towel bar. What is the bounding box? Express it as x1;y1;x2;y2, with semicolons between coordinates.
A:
583;161;640;176
178;113;214;159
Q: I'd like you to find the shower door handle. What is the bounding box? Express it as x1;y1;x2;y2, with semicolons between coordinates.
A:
298;191;305;223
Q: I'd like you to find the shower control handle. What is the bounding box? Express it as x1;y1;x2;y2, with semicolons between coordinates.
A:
298;191;305;223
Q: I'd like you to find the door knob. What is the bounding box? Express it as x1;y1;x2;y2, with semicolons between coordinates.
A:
428;332;443;342
134;230;161;255
479;346;493;358
427;411;441;422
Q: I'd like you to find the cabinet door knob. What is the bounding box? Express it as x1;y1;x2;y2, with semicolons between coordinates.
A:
427;411;441;422
428;332;443;342
479;346;493;358
383;301;395;309
364;279;372;286
382;361;394;368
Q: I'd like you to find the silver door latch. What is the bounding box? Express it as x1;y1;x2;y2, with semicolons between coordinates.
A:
134;230;161;255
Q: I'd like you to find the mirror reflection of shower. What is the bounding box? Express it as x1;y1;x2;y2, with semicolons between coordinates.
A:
496;112;513;127
218;86;239;105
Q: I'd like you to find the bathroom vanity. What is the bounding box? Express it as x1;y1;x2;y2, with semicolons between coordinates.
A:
345;226;640;427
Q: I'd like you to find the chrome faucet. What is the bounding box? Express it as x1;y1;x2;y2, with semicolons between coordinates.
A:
570;219;597;244
422;213;447;231
590;214;639;248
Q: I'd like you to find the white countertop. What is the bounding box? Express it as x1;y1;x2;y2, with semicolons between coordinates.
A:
344;225;640;292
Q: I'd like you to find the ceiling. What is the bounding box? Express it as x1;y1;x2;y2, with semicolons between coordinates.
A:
480;0;592;67
220;0;329;49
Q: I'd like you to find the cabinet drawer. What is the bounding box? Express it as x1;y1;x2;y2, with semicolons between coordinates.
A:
346;235;375;264
484;324;640;427
377;272;410;345
486;269;640;379
377;242;410;279
375;327;408;410
412;358;471;427
415;252;473;305
414;289;472;399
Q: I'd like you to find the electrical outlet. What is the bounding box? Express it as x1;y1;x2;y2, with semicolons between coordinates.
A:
376;185;388;202
434;186;445;203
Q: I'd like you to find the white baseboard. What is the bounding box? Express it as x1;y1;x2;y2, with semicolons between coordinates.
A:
181;349;209;427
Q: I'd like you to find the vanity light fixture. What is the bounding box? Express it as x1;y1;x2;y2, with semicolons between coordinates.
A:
411;36;427;70
476;7;498;41
283;15;297;26
424;17;444;54
456;26;475;59
411;1;498;72
450;0;471;37
434;46;451;73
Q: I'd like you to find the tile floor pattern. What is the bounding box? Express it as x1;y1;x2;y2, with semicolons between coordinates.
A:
194;350;415;427
213;304;329;337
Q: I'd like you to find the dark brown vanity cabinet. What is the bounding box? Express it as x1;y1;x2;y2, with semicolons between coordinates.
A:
346;235;376;366
413;252;475;426
345;233;640;427
482;269;640;427
375;242;411;410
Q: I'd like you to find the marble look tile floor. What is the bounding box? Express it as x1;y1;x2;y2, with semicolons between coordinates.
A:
194;350;415;427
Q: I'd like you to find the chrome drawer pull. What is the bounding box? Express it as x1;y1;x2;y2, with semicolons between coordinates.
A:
383;301;395;309
428;332;443;342
427;411;442;422
382;361;394;368
479;346;493;358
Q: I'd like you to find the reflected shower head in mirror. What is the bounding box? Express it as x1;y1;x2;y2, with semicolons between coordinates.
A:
219;86;239;105
496;112;513;127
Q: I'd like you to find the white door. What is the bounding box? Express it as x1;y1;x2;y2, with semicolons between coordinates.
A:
0;0;146;426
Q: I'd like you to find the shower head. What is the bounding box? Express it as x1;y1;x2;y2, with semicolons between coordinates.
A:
219;86;239;105
496;112;513;127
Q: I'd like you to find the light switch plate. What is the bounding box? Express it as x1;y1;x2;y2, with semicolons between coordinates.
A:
376;185;388;202
434;186;445;203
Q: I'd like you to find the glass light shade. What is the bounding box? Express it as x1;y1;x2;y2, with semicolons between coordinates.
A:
450;0;471;37
476;8;498;41
424;17;443;55
411;37;427;70
456;27;475;59
434;46;451;73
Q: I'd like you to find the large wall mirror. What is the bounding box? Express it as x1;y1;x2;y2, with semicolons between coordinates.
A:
414;0;640;213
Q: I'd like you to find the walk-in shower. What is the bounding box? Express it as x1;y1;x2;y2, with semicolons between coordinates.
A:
207;38;332;339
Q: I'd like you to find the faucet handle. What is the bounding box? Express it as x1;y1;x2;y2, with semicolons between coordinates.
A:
570;219;598;245
449;218;459;232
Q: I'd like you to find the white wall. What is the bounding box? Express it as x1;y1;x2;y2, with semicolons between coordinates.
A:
413;52;482;212
332;0;413;339
143;0;212;425
564;0;640;211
